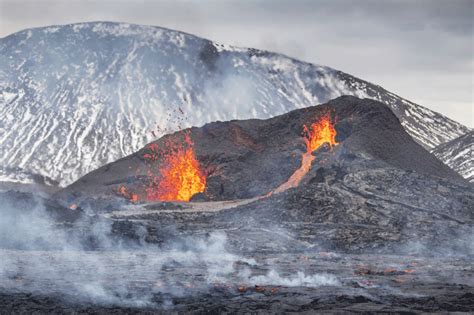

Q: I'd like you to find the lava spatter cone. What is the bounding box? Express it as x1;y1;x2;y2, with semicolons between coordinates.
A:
59;96;466;203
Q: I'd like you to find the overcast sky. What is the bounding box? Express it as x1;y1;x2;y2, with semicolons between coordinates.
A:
1;0;472;127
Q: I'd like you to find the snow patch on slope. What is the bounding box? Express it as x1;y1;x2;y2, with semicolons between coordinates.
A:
431;131;473;182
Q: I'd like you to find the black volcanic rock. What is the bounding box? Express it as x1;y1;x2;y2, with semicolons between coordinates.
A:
213;165;473;252
60;96;465;202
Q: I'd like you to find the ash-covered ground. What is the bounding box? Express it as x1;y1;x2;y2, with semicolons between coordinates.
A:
0;96;473;313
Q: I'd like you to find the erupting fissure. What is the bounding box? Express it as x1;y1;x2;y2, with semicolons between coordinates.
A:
145;133;206;202
272;112;337;194
117;113;334;202
117;132;207;202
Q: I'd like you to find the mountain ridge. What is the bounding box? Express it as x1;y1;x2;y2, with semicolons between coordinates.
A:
432;131;473;182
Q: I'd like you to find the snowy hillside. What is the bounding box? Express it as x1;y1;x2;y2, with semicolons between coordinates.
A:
432;131;473;182
0;22;470;186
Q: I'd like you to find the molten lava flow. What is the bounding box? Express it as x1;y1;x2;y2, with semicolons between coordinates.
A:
272;112;337;194
146;134;206;202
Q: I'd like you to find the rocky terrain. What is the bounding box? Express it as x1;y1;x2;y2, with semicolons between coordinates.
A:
1;251;473;313
0;96;472;313
58;96;471;253
1;22;470;186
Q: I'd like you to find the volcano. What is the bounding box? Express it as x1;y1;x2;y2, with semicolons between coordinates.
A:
0;22;470;187
2;96;473;313
58;96;472;252
62;96;465;202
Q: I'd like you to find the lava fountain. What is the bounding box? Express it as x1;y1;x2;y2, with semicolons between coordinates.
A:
145;133;206;202
272;112;337;194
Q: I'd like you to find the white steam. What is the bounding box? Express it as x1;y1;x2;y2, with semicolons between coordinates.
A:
0;193;340;307
238;268;340;287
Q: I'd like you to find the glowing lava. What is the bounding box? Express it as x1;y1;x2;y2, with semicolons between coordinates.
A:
303;112;337;153
146;133;206;202
273;112;337;194
117;185;139;202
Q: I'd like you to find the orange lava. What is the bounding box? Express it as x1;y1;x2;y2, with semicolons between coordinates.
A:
117;185;139;202
238;286;247;293
303;112;337;153
272;112;337;193
146;133;206;202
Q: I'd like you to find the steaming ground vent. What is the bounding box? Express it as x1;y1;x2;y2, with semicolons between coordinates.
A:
273;112;337;194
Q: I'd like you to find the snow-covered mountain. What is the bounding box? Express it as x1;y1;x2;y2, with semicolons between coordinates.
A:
0;22;470;186
431;131;473;182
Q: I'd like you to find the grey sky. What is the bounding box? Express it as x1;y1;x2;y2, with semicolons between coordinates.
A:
1;0;472;127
